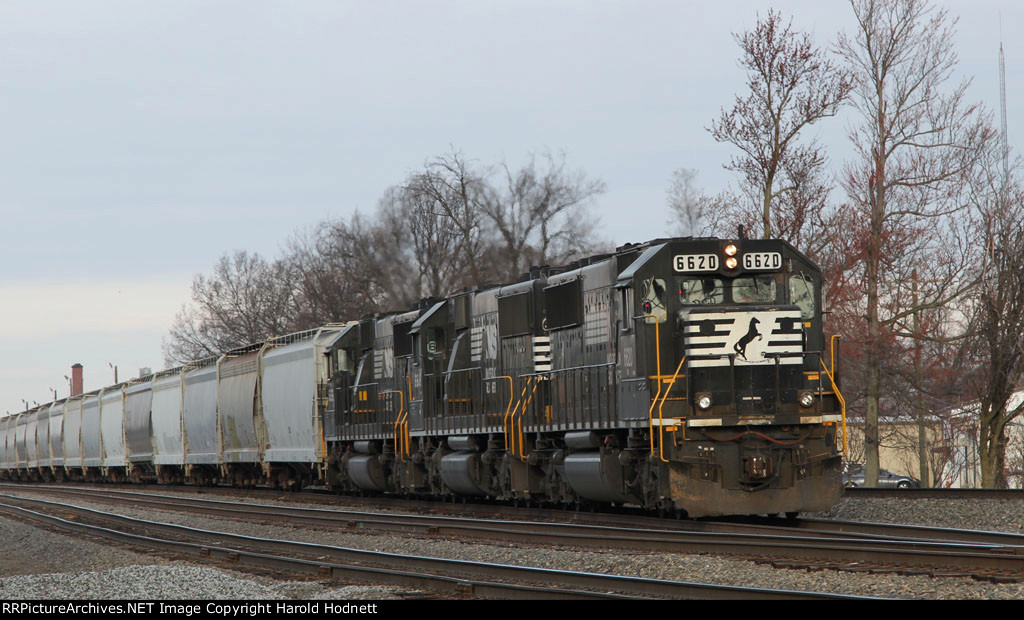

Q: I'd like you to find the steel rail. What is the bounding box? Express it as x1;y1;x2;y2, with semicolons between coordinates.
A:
713;515;1024;548
0;495;866;600
4;485;1024;581
844;487;1024;500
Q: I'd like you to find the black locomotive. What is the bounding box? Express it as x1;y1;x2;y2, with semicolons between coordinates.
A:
322;236;846;517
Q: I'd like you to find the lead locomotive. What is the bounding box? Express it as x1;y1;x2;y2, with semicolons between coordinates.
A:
323;237;845;517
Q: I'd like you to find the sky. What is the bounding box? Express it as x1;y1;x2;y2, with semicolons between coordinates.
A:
1;0;1020;415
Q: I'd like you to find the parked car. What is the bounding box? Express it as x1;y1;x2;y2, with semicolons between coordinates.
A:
842;462;921;488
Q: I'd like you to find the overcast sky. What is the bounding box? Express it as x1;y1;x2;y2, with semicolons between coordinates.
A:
1;0;1019;415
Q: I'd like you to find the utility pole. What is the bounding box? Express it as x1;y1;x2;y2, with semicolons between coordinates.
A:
913;269;930;487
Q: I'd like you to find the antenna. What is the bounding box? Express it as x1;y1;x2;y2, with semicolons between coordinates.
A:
1000;18;1009;185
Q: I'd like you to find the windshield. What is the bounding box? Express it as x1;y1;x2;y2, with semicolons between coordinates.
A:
679;277;724;305
789;272;816;318
732;275;777;304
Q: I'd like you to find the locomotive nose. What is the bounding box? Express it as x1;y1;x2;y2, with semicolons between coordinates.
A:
681;308;804;367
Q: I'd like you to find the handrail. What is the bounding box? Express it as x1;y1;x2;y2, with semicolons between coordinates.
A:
821;334;847;454
499;376;516;452
515;379;541;462
654;356;687;462
830;334;840;379
642;314;663;461
401;376;413;459
383;389;405;462
506;378;532;456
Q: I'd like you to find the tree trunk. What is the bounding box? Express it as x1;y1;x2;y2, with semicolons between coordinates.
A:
865;253;881;485
913;271;929;487
980;408;1009;488
980;424;999;488
763;184;773;239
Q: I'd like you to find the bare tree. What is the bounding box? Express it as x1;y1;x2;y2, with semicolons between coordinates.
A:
284;218;384;329
709;9;852;239
164;148;609;364
879;297;970;487
697;162;843;263
483;151;607;281
961;144;1024;487
375;183;469;304
396;188;464;298
836;0;994;486
163;250;298;365
403;149;490;288
293;193;460;316
666;168;705;236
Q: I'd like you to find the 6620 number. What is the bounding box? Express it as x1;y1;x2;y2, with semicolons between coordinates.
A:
742;252;782;270
673;254;719;272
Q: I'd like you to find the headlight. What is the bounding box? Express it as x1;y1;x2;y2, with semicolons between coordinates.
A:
799;391;815;408
696;393;713;410
724;243;738;257
725;257;738;269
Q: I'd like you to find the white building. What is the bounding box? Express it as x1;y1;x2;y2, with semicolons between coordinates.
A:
940;391;1024;489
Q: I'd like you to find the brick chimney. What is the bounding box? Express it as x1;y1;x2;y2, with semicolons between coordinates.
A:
71;363;83;397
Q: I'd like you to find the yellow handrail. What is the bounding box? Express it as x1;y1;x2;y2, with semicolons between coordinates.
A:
655;356;687;462
499;376;516;452
506;378;533;457
643;315;663;459
515;379;541;462
401;376;413;459
830;334;840;378
822;335;847;454
384;389;405;461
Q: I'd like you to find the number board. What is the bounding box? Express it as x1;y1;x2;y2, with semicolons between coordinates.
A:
673;254;719;273
742;252;782;270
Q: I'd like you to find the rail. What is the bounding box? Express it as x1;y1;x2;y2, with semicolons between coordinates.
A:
409;369;517;437
642;314;663;459
518;363;617;433
504;376;530;457
825;334;847;454
505;377;539;461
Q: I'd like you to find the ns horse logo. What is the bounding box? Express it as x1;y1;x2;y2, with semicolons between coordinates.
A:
733;317;763;361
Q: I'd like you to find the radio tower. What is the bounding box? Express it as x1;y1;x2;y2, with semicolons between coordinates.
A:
1000;32;1009;185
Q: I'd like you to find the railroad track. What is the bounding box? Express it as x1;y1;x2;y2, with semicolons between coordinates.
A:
3;484;1024;585
0;493;866;600
844;487;1024;500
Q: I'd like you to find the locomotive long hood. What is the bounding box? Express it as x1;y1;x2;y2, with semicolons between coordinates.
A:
681;306;804;368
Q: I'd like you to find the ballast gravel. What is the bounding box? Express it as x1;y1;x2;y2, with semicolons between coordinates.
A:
2;492;1023;600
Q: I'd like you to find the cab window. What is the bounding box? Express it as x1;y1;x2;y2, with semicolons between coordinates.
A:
732;275;777;304
679;277;724;305
333;348;354;373
641;278;667;323
789;273;816;318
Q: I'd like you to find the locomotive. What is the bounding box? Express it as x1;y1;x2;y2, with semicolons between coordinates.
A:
0;236;846;517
